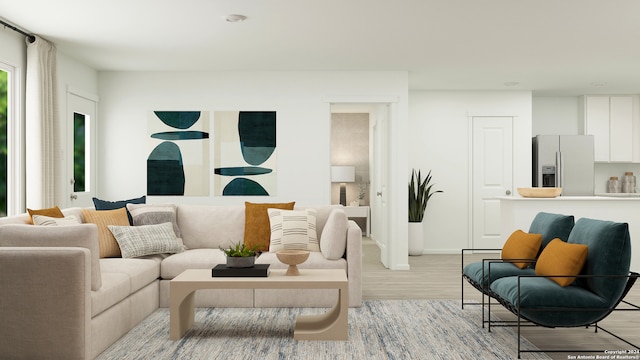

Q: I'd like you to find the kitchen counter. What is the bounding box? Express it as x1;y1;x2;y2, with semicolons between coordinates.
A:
496;195;640;271
495;195;640;201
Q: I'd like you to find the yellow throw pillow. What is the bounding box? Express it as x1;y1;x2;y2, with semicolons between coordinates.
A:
82;207;131;258
535;238;589;287
244;202;295;252
501;230;542;269
27;206;64;225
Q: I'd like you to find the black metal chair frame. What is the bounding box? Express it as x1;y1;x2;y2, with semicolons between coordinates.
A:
485;270;640;359
461;248;500;309
461;249;536;328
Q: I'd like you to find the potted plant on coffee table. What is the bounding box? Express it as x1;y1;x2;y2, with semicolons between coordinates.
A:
221;242;259;268
408;169;443;256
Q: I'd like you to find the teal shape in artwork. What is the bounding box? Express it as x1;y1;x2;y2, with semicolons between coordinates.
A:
154;111;201;129
214;167;272;176
223;178;269;196
151;131;209;140
238;111;276;166
147;141;185;195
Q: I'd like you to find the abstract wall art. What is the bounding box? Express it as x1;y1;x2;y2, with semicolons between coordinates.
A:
148;111;210;196
214;111;276;196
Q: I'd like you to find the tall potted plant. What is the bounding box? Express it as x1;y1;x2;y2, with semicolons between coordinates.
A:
408;169;443;255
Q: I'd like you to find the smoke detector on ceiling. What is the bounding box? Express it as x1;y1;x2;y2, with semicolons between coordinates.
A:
224;14;247;23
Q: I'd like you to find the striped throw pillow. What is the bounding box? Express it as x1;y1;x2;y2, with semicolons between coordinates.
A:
267;208;319;252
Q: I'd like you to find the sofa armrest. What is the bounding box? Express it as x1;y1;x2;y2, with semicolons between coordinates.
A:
0;223;102;290
0;247;91;360
346;220;363;307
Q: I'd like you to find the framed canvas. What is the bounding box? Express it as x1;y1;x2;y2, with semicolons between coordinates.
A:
147;111;210;196
214;111;276;196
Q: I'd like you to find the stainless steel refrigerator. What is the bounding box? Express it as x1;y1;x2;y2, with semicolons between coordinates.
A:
532;135;595;196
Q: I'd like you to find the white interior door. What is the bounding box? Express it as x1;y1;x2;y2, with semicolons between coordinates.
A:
472;117;513;249
371;104;390;267
67;91;98;208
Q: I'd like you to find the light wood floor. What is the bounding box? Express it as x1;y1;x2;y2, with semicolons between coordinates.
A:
362;237;640;359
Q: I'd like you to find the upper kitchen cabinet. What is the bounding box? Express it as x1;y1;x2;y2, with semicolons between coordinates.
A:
579;95;640;162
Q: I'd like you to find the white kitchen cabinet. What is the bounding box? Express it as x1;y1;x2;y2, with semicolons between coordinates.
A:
579;95;640;162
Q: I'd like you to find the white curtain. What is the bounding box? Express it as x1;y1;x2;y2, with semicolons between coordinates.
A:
25;36;57;208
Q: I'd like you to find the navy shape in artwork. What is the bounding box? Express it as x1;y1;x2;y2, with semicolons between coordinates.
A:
150;131;209;140
214;167;272;176
154;111;201;129
147;141;185;195
223;178;269;196
238;111;276;166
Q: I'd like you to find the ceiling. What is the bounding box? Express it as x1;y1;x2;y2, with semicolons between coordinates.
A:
2;0;640;96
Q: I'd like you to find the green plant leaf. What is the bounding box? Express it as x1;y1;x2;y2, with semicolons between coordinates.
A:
408;169;442;222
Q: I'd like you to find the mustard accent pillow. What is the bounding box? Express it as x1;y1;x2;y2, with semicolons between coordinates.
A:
244;202;295;252
535;238;589;287
82;207;131;258
27;206;64;225
501;230;542;269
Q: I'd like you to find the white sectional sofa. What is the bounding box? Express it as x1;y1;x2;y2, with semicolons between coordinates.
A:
0;204;362;360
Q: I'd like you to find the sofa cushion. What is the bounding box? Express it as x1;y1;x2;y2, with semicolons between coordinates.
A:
93;257;160;317
100;257;160;295
267;208;319;252
27;206;64;225
161;249;227;279
32;214;81;226
501;230;542;269
0;224;102;290
463;261;535;290
320;208;348;260
82;208;131;258
527;212;575;255
176;205;246;249
301;205;343;239
244;202;295;252
91;272;130;317
108;222;184;258
126;203;181;238
535;238;588;287
490;276;610;327
93;195;146;225
567;218;631;302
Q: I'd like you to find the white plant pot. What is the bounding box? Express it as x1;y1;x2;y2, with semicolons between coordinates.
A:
408;222;424;256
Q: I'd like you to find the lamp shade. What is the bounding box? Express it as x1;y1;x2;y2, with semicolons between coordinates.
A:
331;166;355;183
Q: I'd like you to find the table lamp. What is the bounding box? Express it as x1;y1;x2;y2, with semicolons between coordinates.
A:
331;166;355;206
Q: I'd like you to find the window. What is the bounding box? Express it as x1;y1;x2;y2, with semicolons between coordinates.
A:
0;68;7;216
73;111;87;192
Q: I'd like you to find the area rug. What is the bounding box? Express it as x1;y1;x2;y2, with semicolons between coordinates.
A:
96;300;550;360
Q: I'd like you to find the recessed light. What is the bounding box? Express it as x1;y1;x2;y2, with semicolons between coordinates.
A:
589;82;607;87
223;14;247;23
503;81;519;87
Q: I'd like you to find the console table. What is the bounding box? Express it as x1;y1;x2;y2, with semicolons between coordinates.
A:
170;269;348;340
344;206;370;236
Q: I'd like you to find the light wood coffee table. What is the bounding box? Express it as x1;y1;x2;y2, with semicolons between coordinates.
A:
170;268;348;341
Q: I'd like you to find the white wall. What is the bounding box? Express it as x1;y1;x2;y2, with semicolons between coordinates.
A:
97;71;407;206
409;91;533;252
0;30;26;68
532;96;580;135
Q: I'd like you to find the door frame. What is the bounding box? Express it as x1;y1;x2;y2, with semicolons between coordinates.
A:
328;96;408;270
64;87;99;208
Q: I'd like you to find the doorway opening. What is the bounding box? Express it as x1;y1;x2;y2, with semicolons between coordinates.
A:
330;102;392;268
